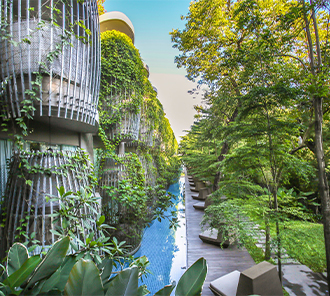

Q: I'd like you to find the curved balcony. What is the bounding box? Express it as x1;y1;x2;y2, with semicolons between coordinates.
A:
0;150;98;256
103;91;141;142
153;134;166;151
139;118;154;147
139;155;156;187
0;0;100;132
107;112;141;142
98;155;143;252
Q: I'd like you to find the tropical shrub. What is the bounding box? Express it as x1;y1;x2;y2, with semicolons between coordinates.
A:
0;237;208;296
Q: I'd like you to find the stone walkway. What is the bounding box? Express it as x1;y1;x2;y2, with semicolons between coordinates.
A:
251;224;328;295
185;172;329;296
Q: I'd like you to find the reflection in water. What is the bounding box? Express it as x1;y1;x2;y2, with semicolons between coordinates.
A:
134;176;186;295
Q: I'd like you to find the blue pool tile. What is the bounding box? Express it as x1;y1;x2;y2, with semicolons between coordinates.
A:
134;177;186;295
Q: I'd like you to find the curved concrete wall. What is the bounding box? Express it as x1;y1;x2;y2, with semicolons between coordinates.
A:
99;11;135;43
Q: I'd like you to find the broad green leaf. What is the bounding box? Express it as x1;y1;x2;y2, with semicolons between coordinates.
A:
98;257;113;284
57;186;65;197
26;237;70;289
23;279;46;295
64;259;103;296
154;282;176;296
53;255;77;291
39;268;60;293
38;290;62;295
4;256;41;288
105;267;139;296
175;258;207;296
7;243;29;276
97;216;105;226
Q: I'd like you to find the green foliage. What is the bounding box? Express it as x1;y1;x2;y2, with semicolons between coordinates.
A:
104;266;139;296
179;118;222;184
276;221;326;272
124;153;145;187
202;199;257;247
64;256;207;296
153;153;181;188
6;243;28;276
244;238;268;265
100;30;145;94
64;259;104;296
0;237;69;295
98;30;146;145
0;238;207;296
174;0;330;279
50;187;131;264
107;179;148;224
154;282;176;296
175;257;207;296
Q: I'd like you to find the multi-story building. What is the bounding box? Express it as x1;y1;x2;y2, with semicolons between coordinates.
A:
0;5;179;256
0;0;101;255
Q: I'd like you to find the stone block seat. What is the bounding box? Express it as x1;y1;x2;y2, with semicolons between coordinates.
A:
199;228;230;248
193;201;206;210
192;187;212;200
191;181;206;192
193;194;220;210
209;261;283;296
193;201;205;210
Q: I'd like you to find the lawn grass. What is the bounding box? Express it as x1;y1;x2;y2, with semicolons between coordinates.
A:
245;214;326;273
243;218;325;295
244;237;267;264
279;220;326;272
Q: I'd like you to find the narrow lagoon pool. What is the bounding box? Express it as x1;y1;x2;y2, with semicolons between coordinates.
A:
134;176;186;295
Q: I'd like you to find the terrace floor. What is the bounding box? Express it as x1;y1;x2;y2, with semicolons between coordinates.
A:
185;172;328;296
184;173;255;296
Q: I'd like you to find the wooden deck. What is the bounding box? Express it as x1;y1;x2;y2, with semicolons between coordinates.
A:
185;173;256;296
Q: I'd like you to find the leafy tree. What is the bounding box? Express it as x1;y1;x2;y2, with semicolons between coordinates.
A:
174;0;330;287
97;0;106;16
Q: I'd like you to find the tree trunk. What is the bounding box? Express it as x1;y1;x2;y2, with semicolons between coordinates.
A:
212;102;239;191
276;220;282;282
265;221;271;261
302;0;330;290
213;142;229;191
314;95;330;291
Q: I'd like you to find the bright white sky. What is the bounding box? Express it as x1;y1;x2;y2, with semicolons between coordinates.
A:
103;0;203;141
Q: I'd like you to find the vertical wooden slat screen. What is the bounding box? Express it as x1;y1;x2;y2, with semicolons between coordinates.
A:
0;0;100;126
0;150;99;257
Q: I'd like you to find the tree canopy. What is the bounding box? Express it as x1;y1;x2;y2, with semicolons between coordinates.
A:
173;0;330;286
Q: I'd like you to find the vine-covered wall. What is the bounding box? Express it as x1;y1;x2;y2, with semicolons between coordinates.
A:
97;29;181;251
0;9;181;256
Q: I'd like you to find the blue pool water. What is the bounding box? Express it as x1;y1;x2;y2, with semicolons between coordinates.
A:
134;176;186;295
